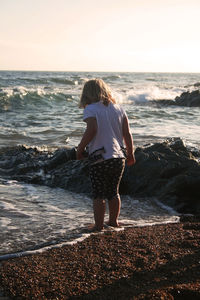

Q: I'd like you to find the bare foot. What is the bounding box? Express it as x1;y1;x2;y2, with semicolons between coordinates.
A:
106;222;134;228
106;221;120;228
84;224;104;232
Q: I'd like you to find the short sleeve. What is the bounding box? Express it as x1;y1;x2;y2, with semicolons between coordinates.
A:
83;105;96;121
121;106;127;117
118;104;127;119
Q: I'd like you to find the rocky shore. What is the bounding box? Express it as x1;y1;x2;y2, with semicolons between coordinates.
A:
174;89;200;107
153;89;200;107
0;215;200;299
0;137;200;215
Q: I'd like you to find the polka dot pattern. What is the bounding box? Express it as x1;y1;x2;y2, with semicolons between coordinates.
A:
89;158;125;200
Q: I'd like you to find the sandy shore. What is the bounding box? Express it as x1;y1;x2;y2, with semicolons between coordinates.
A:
0;215;200;299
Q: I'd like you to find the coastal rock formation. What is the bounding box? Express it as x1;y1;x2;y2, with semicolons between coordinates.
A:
0;138;200;214
194;82;200;87
153;89;200;107
174;90;200;107
121;138;200;214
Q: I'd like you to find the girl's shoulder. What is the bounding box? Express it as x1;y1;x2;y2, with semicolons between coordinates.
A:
111;102;126;114
85;102;99;111
85;102;125;114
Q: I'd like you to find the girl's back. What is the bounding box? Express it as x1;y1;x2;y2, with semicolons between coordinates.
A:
83;101;126;160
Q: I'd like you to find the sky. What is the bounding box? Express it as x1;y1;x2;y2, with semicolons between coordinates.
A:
0;0;200;72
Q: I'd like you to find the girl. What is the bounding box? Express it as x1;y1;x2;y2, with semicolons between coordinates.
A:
77;79;135;231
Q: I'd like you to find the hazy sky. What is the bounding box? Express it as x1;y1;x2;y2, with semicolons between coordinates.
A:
0;0;200;72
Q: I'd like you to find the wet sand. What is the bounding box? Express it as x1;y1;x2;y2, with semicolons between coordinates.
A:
0;215;200;299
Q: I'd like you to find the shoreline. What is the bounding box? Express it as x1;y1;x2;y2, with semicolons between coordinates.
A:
0;215;180;262
0;216;200;299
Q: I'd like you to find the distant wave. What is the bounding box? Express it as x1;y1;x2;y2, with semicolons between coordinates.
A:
123;87;186;104
102;75;121;81
145;77;157;82
50;78;78;85
0;75;83;87
0;89;77;111
19;77;49;85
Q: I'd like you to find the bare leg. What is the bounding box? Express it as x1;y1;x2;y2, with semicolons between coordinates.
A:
93;198;106;231
108;195;121;227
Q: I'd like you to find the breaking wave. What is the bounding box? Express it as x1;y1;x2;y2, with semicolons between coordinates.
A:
123;86;187;104
0;89;78;112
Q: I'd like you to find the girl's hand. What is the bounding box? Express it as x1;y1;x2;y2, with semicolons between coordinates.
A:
127;154;136;166
76;145;85;160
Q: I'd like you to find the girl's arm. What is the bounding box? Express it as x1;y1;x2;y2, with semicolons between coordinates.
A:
122;115;136;166
76;117;97;160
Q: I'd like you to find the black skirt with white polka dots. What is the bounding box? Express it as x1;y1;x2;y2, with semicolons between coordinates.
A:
89;158;125;200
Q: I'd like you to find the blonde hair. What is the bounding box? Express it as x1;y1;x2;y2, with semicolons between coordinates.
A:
79;79;116;108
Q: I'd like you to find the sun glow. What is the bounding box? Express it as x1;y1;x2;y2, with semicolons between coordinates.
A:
0;0;200;72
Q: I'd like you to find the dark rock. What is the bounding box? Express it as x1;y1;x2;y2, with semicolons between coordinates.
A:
180;214;200;222
175;90;200;107
151;99;176;106
136;89;200;107
44;147;77;171
0;138;200;215
121;138;200;214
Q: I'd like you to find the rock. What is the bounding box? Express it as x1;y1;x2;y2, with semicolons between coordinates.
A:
151;99;176;106
175;90;200;107
0;138;200;215
135;89;200;107
120;138;200;214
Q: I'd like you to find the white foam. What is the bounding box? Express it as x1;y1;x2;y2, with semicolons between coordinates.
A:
0;217;11;227
0;217;17;230
120;216;180;227
121;86;187;104
0;201;16;210
0;214;180;262
0;232;91;261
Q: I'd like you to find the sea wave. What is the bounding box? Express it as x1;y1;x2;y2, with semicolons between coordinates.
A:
0;72;85;87
102;75;121;81
0;89;77;111
18;77;80;86
124;86;186;104
50;78;79;85
17;77;49;85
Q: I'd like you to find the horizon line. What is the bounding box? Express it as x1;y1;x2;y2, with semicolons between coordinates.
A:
0;69;200;74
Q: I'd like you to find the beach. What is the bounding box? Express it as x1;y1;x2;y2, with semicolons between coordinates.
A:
0;215;200;299
0;71;200;298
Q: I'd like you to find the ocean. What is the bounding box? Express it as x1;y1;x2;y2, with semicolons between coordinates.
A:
0;71;200;259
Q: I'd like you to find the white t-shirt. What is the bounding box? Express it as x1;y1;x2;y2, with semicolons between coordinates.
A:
83;101;126;160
